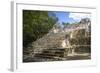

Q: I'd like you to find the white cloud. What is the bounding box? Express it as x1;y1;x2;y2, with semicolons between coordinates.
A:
69;13;91;21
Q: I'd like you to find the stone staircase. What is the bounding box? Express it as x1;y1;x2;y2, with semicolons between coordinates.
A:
23;19;91;62
33;48;66;62
23;48;67;62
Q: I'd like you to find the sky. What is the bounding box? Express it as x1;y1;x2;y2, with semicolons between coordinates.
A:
52;11;91;25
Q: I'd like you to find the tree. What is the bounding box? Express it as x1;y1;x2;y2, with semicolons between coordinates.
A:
23;10;58;48
62;22;70;28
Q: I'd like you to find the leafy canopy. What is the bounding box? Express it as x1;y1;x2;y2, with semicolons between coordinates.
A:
23;10;58;48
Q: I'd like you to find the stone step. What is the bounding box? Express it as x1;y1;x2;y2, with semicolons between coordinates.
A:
34;48;66;60
34;54;59;59
43;49;65;53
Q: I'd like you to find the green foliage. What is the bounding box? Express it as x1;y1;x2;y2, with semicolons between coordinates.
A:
62;22;70;27
23;10;58;48
62;22;70;25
